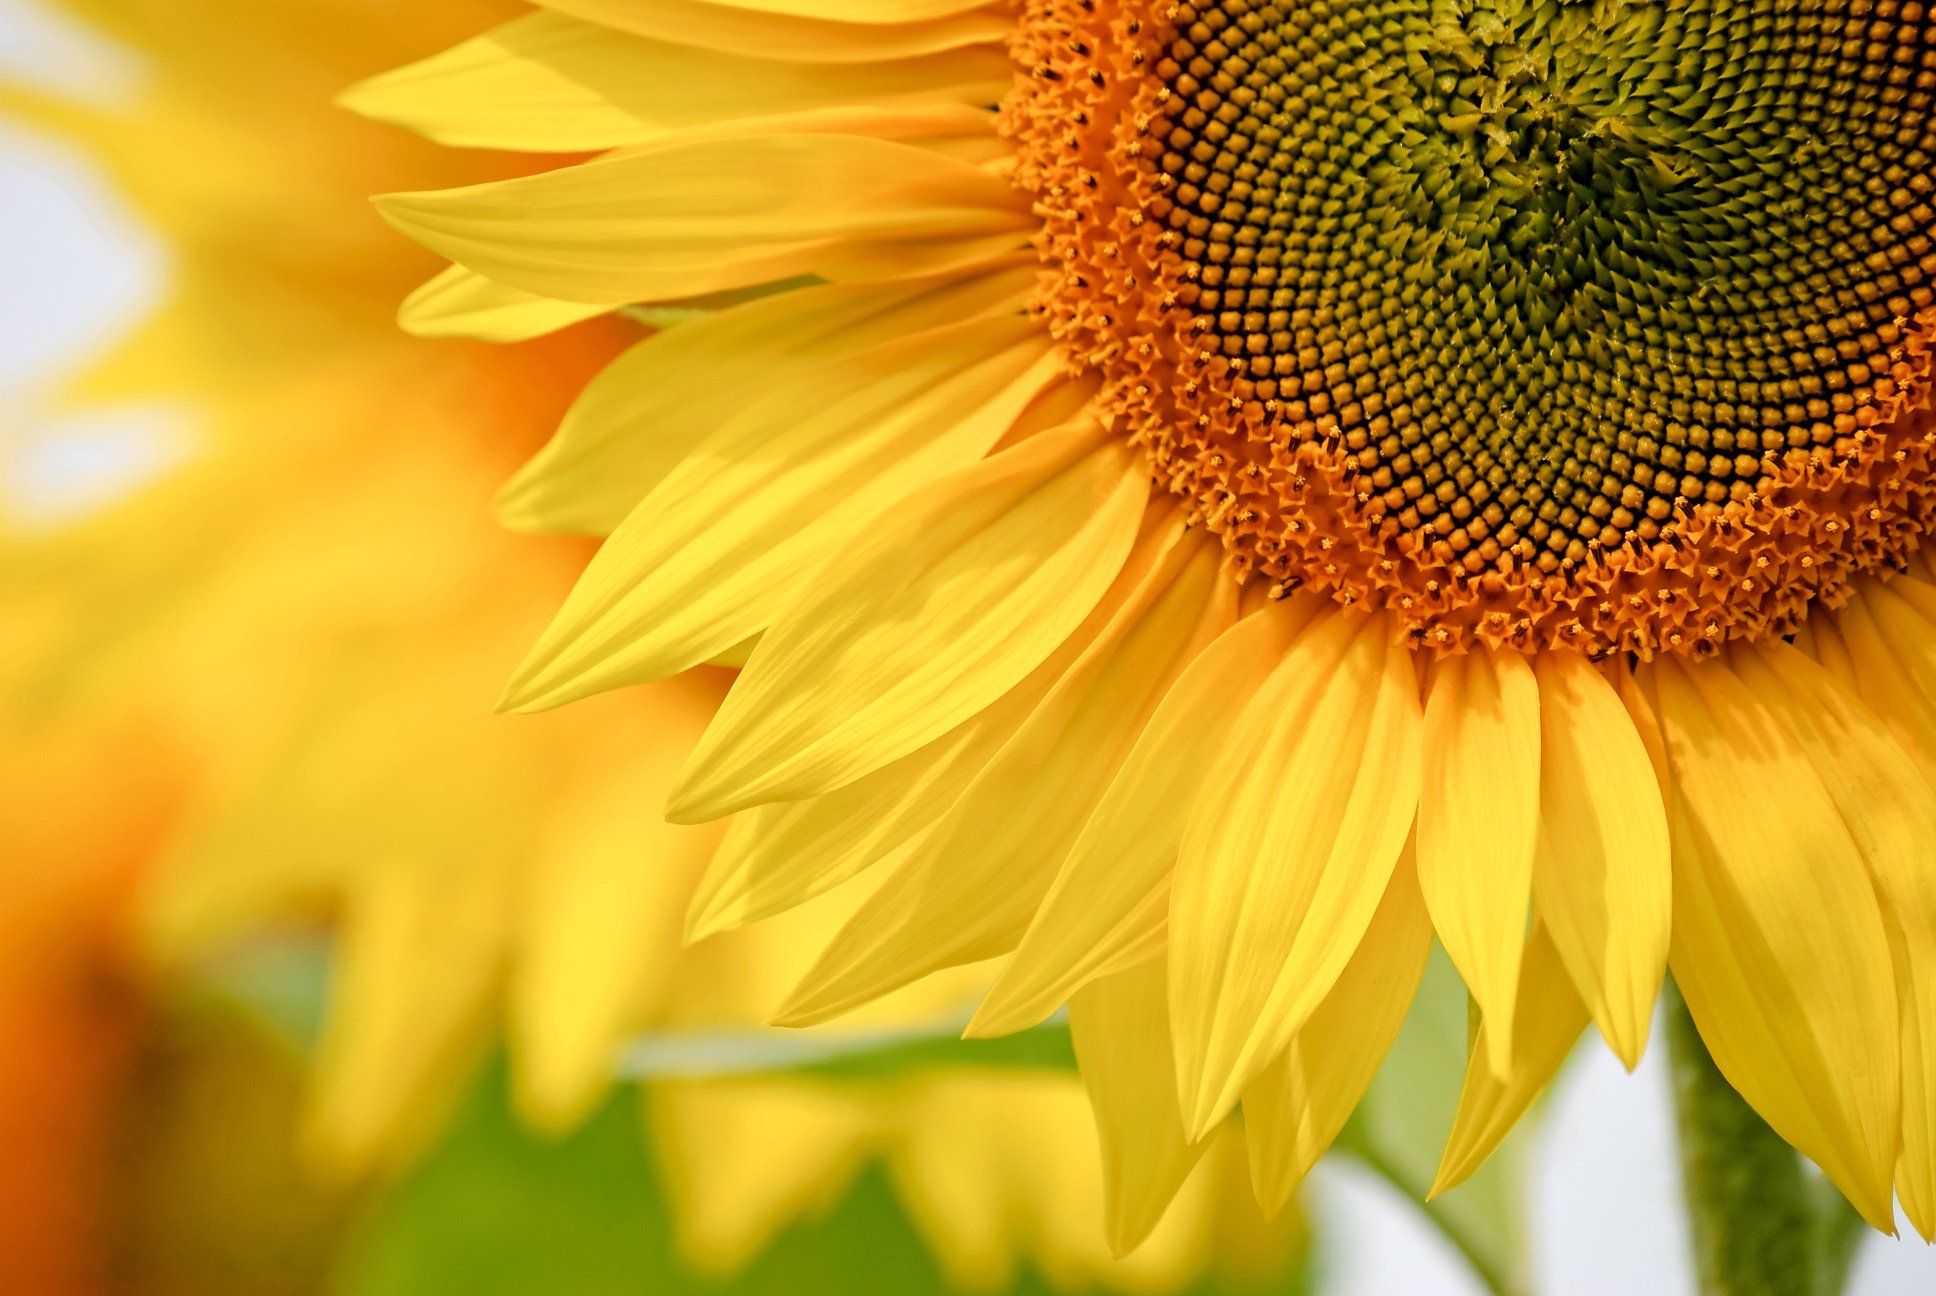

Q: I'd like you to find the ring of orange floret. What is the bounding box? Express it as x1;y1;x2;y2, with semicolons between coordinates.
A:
1008;0;1936;658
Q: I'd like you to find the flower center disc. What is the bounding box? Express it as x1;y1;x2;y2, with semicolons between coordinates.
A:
1014;0;1936;656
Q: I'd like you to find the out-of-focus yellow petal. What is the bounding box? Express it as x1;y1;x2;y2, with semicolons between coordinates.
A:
305;856;514;1175
1170;610;1422;1139
374;134;1032;306
774;524;1215;1025
1531;652;1670;1070
502;318;1061;710
1430;923;1587;1196
496;266;1032;536
511;681;726;1132
1071;961;1206;1257
670;426;1148;821
344;12;1007;152
1245;856;1432;1213
1652;652;1901;1231
647;1080;876;1276
1418;647;1541;1080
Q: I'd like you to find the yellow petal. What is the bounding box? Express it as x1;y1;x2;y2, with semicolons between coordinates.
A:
773;524;1218;1024
1429;923;1588;1195
1743;637;1936;1240
965;595;1305;1039
1652;652;1901;1231
646;1080;875;1276
539;0;1011;62
511;682;724;1131
1070;961;1208;1256
305;857;513;1174
496;266;1032;536
1245;855;1433;1213
502;317;1061;709
670;426;1149;821
374;133;1032;306
344;12;1008;153
397;264;608;342
667;0;994;23
1417;647;1541;1080
1531;652;1670;1070
1170;609;1424;1138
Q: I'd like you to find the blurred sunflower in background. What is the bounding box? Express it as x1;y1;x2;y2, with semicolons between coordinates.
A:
0;0;1302;1291
359;0;1936;1249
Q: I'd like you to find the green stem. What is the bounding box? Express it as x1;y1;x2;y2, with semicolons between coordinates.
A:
1665;982;1829;1296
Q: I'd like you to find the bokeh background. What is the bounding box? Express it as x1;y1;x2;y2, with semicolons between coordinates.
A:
3;0;1934;1291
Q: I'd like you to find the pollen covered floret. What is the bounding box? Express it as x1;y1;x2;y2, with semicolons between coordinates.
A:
1012;0;1936;656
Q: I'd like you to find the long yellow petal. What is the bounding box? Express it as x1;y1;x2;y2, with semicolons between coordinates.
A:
1746;636;1936;1241
502;317;1061;709
686;579;1104;942
1652;653;1901;1231
1245;856;1433;1213
1170;610;1424;1138
966;594;1308;1038
374;133;1032;306
1417;647;1541;1080
1531;652;1670;1070
1429;923;1588;1195
538;0;1010;62
496;266;1032;536
1070;961;1208;1256
773;524;1217;1025
669;427;1149;821
397;263;608;341
344;12;1008;153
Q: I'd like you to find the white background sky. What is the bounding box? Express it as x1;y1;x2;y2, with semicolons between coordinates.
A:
3;1;1934;1291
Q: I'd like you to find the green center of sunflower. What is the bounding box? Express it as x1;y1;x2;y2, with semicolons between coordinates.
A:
1157;0;1936;569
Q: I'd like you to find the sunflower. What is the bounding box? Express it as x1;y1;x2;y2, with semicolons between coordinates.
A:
2;0;1298;1285
358;0;1936;1244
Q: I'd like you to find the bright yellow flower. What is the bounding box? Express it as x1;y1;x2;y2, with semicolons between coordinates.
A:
360;0;1936;1242
2;0;1295;1285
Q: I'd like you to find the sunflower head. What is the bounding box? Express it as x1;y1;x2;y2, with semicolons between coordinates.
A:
1020;0;1936;657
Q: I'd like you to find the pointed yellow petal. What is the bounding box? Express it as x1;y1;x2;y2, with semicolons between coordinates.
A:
966;595;1304;1039
343;12;1008;152
1245;856;1433;1213
374;134;1032;306
1069;961;1208;1256
538;0;1010;62
1170;610;1424;1139
774;524;1218;1024
496;267;1032;536
1653;652;1901;1231
671;426;1149;821
1430;923;1588;1195
687;606;1094;942
502;318;1060;709
1822;584;1936;1237
1745;637;1936;1241
397;264;608;342
1418;647;1541;1080
1531;652;1670;1071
